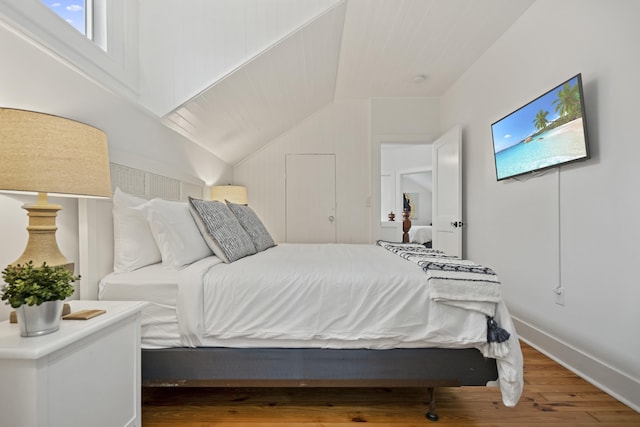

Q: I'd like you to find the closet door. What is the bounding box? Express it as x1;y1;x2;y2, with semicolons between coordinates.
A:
285;154;336;243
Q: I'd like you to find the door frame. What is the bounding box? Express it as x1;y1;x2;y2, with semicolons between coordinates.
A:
371;133;435;242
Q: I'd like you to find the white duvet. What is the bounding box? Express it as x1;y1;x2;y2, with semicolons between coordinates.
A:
176;243;523;406
409;225;433;244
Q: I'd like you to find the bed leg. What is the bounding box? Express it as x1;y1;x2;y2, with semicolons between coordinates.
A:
425;387;439;422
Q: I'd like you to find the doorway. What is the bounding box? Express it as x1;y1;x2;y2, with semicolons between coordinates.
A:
376;140;432;242
372;126;462;256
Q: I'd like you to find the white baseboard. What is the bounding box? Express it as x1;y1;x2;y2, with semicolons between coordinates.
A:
512;316;640;412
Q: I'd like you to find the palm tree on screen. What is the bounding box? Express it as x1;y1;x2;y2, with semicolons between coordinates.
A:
553;82;580;118
533;109;550;131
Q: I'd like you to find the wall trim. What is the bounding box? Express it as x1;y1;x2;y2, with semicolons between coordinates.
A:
512;315;640;412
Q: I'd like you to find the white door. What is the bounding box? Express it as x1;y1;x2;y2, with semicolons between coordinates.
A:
432;125;463;257
285;154;336;243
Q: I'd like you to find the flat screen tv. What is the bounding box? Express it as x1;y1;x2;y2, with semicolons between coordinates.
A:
491;74;590;181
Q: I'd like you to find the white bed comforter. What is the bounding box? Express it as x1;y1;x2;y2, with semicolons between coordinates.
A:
177;243;523;406
409;225;433;244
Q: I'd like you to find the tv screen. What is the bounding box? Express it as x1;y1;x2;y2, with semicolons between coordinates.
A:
491;74;590;181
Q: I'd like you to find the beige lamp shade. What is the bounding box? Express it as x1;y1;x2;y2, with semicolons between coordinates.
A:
0;108;111;198
0;108;112;267
211;185;248;205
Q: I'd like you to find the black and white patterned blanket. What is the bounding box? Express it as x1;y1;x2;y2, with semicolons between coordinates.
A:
377;240;501;311
377;241;510;344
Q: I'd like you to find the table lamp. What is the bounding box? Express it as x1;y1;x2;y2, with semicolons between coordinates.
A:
211;185;248;205
0;108;111;269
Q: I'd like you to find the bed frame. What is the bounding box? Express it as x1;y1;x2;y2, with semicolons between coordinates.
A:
142;347;498;421
80;163;500;422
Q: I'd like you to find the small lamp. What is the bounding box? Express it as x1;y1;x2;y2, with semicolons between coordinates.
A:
0;108;111;269
211;185;248;205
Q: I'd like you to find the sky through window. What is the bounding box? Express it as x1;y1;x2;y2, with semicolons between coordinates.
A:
40;0;86;35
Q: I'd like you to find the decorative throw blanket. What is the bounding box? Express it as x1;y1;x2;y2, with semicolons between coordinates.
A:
377;241;510;344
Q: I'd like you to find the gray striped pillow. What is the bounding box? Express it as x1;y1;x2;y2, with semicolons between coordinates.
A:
188;197;257;263
226;201;276;252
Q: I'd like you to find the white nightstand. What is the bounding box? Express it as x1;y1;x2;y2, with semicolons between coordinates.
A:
0;300;147;427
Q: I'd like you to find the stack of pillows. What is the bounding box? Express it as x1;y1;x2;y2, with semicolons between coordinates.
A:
112;188;276;273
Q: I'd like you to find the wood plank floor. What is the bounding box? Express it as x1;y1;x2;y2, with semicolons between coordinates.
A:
141;342;640;426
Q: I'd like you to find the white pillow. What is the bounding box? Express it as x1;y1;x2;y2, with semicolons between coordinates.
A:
136;198;213;269
112;188;162;272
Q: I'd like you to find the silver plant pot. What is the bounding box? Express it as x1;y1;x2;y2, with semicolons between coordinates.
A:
15;300;64;337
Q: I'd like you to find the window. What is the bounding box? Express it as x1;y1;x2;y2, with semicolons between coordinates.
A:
40;0;91;39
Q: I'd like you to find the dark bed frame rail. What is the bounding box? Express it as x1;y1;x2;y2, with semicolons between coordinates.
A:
142;347;498;421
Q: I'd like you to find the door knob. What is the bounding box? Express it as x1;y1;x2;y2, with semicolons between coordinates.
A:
329;216;335;223
451;221;464;228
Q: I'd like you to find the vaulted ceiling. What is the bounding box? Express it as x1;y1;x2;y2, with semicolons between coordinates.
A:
161;0;535;165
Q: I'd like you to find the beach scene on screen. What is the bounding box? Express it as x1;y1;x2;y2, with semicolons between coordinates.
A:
492;76;588;180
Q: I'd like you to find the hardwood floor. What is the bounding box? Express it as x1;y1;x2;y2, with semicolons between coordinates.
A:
141;342;639;426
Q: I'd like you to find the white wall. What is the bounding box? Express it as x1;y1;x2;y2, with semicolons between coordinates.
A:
381;145;433;172
371;98;440;136
440;0;640;409
235;98;440;245
234;100;370;243
0;16;232;320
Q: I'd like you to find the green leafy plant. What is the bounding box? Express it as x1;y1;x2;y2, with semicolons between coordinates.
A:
1;261;79;308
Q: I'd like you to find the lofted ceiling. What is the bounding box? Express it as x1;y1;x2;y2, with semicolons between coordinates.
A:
162;0;535;165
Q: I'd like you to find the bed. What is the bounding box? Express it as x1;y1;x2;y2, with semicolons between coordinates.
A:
85;167;523;422
409;225;433;245
399;210;432;246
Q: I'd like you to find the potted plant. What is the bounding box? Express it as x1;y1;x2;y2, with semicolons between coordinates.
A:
1;261;79;337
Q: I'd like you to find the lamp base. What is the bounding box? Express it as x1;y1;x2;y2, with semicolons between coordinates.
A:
11;192;72;269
